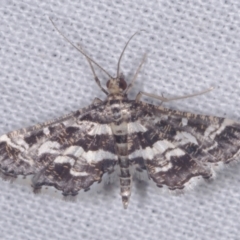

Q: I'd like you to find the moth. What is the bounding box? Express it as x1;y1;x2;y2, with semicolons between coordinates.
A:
0;20;240;209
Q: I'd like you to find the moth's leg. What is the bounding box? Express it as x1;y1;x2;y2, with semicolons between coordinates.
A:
124;53;147;94
77;44;109;95
135;87;214;103
88;61;109;95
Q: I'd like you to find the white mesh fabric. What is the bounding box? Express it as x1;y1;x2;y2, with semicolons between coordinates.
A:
0;0;240;239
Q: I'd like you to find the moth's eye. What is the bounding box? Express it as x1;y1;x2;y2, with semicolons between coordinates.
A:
106;80;110;88
119;77;127;90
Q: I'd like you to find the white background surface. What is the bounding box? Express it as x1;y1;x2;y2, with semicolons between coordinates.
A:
1;1;240;240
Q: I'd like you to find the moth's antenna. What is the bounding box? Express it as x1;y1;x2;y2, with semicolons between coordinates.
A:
124;53;147;94
116;31;142;78
49;17;113;80
76;43;108;95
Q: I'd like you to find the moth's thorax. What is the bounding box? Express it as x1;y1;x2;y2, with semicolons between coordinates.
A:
105;93;133;124
107;93;128;101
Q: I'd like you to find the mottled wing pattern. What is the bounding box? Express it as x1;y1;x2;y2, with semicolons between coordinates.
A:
128;101;240;190
0;101;118;196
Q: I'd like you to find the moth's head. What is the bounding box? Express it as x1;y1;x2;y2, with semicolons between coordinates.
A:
106;74;127;94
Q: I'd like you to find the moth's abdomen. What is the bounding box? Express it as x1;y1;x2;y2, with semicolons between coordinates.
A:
111;119;131;209
115;133;131;209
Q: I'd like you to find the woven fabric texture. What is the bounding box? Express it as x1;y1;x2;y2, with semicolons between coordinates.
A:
0;1;240;240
